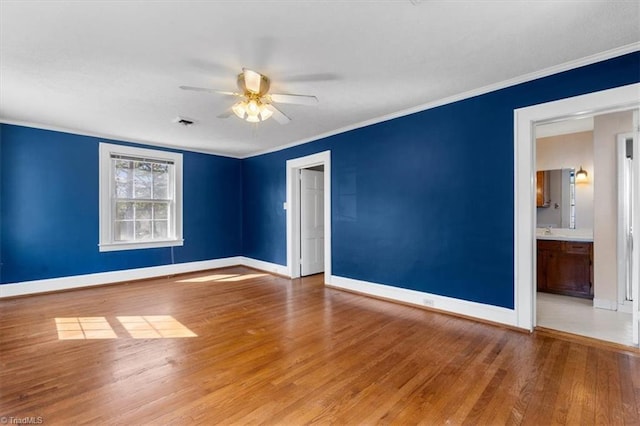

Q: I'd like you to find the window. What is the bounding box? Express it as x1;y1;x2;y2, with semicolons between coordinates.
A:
99;143;183;251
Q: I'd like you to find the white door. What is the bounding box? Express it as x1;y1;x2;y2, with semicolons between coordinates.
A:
633;110;640;345
618;133;634;310
300;169;324;276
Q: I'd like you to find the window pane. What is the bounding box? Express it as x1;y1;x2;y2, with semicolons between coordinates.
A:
135;220;151;240
133;161;152;199
114;221;133;241
135;202;152;219
153;164;169;199
102;143;182;251
115;202;134;220
114;160;133;198
153;203;168;219
153;221;168;239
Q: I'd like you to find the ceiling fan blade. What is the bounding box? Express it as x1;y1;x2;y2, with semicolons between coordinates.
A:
242;68;263;94
270;93;318;106
217;109;234;119
179;86;241;96
265;104;291;125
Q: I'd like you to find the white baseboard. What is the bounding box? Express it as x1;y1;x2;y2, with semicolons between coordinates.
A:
593;298;618;311
1;260;518;331
328;275;519;329
618;302;633;313
0;256;293;298
0;257;244;298
238;257;290;276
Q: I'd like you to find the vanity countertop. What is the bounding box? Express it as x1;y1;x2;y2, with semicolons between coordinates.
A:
536;228;593;242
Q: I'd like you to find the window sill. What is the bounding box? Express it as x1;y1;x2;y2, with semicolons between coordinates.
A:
99;239;184;252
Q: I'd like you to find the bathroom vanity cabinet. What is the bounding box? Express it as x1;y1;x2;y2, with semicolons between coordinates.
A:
536;239;593;299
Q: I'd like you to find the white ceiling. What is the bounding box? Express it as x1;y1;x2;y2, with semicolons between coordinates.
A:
1;1;638;158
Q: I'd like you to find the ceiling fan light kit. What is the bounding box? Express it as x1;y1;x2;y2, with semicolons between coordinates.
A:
180;68;318;125
231;96;274;123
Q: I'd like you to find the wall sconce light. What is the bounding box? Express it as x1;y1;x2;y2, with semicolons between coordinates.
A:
576;166;589;183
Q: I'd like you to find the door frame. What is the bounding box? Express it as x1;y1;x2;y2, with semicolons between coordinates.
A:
513;82;640;335
617;132;634;313
286;151;332;281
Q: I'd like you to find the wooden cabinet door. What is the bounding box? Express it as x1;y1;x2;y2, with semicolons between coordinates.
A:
546;250;591;298
536;247;548;291
536;240;593;299
536;171;545;207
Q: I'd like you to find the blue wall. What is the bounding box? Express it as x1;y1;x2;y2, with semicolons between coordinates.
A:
0;126;242;284
0;125;3;283
2;52;639;308
242;52;640;309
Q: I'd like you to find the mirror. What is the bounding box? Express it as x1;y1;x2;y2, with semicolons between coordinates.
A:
536;168;575;229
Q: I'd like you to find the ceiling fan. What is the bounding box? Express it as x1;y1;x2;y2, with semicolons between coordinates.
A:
180;68;318;124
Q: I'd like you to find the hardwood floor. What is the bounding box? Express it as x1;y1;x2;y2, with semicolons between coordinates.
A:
1;266;639;425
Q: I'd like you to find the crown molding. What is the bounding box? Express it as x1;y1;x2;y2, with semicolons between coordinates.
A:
244;42;640;159
2;43;637;160
0;118;242;159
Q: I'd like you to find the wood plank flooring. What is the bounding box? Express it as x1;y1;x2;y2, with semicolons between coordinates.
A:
1;266;639;425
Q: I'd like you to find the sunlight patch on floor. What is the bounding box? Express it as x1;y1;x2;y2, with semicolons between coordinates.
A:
177;273;267;283
217;273;267;282
55;317;117;340
177;274;240;282
55;315;197;340
117;315;197;338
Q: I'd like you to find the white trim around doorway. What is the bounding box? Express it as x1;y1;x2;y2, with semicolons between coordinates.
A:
286;151;332;281
513;82;640;332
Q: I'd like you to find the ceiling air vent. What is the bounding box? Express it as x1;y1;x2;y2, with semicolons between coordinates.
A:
174;116;195;126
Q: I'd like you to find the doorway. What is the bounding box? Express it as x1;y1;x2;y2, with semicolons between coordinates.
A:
286;151;332;281
300;166;325;276
514;83;640;347
534;112;636;345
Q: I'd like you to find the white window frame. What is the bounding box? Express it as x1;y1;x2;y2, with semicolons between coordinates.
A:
99;143;184;252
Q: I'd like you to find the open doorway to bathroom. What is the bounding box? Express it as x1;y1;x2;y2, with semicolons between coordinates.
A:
534;109;637;346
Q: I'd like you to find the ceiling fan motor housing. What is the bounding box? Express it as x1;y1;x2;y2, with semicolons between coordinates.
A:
180;68;316;125
237;72;270;96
